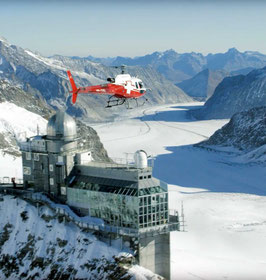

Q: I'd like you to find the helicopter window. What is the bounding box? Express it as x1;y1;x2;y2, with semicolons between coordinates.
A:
135;82;139;89
139;82;144;89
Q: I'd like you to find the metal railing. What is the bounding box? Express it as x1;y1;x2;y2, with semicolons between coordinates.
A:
81;156;154;171
19;140;93;154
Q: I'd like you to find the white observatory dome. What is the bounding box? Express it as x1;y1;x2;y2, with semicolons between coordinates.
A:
134;150;148;169
47;111;77;141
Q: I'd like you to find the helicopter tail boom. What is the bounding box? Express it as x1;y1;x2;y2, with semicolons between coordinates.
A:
67;70;79;104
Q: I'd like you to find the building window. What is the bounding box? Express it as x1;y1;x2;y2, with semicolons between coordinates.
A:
58;156;63;163
26;152;31;160
23;167;31;175
61;187;66;195
49;164;54;172
33;153;39;161
50;178;54;185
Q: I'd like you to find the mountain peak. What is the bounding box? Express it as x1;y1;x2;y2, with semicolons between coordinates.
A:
163;49;177;55
0;36;9;45
227;47;240;54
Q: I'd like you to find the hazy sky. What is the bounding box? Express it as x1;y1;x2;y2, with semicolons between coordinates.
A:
1;0;266;57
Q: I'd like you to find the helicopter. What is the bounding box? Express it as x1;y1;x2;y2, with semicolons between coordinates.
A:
67;66;148;108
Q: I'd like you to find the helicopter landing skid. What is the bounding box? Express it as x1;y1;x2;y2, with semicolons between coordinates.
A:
105;96;126;108
105;96;149;109
136;98;148;107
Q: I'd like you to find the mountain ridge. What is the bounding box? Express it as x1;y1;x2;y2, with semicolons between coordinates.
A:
71;48;266;84
0;38;192;122
192;66;266;119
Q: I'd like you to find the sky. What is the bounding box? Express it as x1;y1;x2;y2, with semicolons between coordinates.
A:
1;0;266;58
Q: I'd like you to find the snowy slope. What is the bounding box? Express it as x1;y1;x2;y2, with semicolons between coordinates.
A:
0;102;47;139
0;195;160;280
89;102;266;279
0;102;47;178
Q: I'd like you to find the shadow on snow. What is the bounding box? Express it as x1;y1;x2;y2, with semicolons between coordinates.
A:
136;104;202;123
153;144;266;196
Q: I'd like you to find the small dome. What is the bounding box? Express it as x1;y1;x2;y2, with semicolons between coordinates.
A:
134;150;148;169
47;111;77;141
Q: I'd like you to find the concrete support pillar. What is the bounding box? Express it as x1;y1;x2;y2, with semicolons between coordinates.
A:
138;233;170;279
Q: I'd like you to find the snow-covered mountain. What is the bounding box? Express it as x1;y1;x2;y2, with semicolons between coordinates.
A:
0;194;158;280
0;80;53;119
0;101;48;156
93;48;266;84
192;66;266;119
0;37;192;122
0;80;109;161
177;69;230;100
109;50;207;83
197;107;266;163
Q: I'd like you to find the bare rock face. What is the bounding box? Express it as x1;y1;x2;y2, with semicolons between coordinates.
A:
76;120;110;162
192;67;266;119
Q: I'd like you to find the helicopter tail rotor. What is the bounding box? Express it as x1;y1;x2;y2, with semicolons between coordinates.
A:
67;70;79;104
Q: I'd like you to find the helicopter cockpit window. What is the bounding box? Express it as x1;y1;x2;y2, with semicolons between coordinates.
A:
139;82;144;89
135;82;139;89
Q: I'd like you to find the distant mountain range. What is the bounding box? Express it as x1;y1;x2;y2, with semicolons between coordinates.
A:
176;67;260;100
75;48;266;84
192;66;266;119
0;37;192;121
197;107;266;163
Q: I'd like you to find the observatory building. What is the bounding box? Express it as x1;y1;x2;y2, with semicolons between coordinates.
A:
20;111;180;279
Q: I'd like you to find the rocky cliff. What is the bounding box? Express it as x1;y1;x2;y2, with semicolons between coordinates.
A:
197;107;266;163
192;67;266;119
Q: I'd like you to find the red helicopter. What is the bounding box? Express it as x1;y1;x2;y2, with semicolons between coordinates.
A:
67;66;148;108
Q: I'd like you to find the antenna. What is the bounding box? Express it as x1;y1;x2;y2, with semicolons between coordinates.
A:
112;65;126;74
181;201;186;232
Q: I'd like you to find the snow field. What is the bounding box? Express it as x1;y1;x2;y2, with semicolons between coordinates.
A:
91;103;266;279
1;101;265;279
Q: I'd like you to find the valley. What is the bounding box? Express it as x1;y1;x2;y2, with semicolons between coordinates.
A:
88;103;266;279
